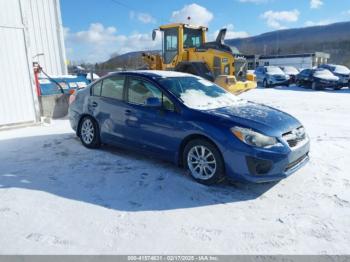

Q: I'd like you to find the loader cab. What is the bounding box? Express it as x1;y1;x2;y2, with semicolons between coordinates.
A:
155;24;207;65
183;27;204;48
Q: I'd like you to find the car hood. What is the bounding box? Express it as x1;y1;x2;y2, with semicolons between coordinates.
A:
205;101;301;136
334;72;350;78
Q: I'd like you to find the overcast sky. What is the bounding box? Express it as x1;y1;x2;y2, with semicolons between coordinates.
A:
61;0;350;63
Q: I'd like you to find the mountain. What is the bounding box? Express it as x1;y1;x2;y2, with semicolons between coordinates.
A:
226;21;350;67
99;50;160;71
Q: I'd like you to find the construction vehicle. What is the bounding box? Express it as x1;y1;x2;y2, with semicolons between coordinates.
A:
142;23;256;94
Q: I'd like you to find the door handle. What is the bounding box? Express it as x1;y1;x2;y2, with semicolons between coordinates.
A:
125;109;132;115
91;102;98;107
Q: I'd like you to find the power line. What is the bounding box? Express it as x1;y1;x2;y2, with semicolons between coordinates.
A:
109;0;134;11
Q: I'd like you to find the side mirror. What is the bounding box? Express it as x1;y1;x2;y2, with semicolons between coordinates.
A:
145;97;162;108
152;30;157;41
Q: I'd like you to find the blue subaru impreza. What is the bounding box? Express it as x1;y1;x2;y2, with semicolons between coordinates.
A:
69;70;310;185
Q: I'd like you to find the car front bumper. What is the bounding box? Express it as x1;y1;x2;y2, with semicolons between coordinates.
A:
268;79;290;86
315;79;339;88
337;78;350;87
223;137;310;183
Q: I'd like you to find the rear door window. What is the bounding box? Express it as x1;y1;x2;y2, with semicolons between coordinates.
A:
101;76;125;100
92;81;102;96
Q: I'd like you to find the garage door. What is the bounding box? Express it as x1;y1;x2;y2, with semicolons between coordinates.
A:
0;0;37;126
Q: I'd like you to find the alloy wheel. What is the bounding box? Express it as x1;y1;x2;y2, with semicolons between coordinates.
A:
81;118;95;144
187;145;217;180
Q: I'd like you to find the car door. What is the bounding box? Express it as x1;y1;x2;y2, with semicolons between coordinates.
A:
87;75;129;145
123;76;183;160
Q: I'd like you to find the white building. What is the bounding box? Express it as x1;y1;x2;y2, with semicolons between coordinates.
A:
246;52;330;70
0;0;67;127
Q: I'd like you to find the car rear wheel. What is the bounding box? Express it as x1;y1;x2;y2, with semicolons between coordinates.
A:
79;116;101;149
183;139;225;185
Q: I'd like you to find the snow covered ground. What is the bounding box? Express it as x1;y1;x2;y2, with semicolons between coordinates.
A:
0;86;350;254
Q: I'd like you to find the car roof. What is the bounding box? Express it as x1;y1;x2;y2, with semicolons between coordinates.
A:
109;70;193;78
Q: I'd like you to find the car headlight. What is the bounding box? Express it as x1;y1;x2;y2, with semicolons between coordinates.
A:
231;127;281;148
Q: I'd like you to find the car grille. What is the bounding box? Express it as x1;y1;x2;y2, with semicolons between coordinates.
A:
285;154;309;172
282;126;307;148
340;76;349;83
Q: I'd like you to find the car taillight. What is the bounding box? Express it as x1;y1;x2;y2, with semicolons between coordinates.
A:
69;89;76;105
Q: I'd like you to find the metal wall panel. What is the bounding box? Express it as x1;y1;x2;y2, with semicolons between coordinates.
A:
0;27;37;125
0;0;67;126
258;57;313;69
0;0;22;28
21;0;67;75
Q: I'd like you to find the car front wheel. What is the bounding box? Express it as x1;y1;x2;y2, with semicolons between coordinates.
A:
79;116;101;149
311;82;318;90
183;139;225;185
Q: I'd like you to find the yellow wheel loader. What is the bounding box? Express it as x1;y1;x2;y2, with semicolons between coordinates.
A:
142;23;256;94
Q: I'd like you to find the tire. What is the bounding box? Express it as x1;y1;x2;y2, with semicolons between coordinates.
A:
263;79;269;88
311;82;318;90
183;139;225;185
78;116;101;149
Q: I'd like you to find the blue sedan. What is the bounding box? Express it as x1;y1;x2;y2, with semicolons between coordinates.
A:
69;71;310;185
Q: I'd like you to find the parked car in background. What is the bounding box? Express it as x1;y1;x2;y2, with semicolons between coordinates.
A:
318;64;350;88
69;70;309;185
255;66;290;88
281;66;299;84
296;68;339;90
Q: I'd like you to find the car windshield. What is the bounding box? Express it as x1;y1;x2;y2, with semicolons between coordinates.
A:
158;76;243;110
314;69;334;77
283;66;299;75
334;65;350;75
266;66;284;75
